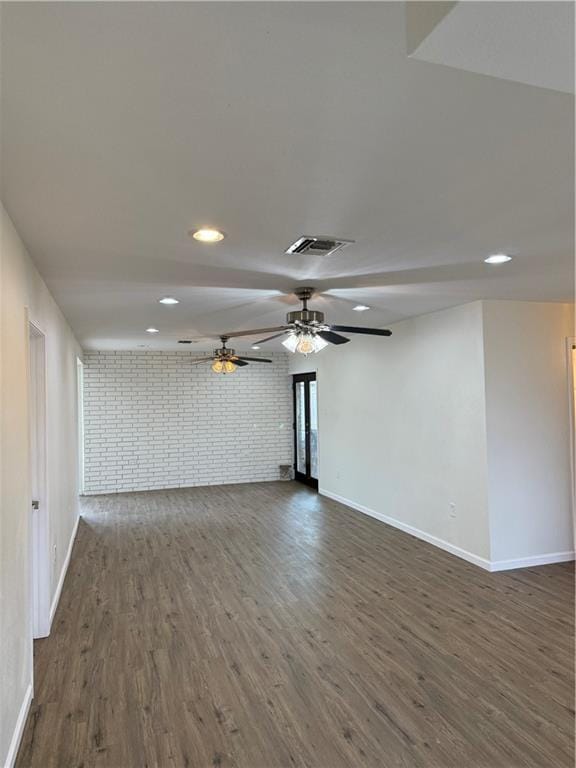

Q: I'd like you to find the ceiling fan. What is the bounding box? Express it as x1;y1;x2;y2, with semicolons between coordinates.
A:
224;287;392;354
190;336;272;374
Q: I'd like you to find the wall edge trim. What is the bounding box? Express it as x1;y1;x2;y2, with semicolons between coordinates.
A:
3;682;33;768
49;514;80;626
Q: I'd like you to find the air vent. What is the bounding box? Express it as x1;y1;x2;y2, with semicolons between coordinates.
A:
178;340;193;344
285;236;354;257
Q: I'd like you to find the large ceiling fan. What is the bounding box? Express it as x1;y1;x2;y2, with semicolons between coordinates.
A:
190;336;272;374
224;287;392;354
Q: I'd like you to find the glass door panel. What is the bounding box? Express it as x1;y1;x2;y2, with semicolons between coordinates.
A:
295;381;307;475
293;373;318;489
309;380;318;480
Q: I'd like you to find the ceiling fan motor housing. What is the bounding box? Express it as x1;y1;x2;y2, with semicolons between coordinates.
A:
214;346;235;358
286;309;325;326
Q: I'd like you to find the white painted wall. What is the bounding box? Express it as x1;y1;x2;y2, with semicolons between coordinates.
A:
483;301;574;565
289;300;575;570
0;204;82;767
83;351;293;494
303;302;492;565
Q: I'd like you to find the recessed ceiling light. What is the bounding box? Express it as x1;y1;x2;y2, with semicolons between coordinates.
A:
251;345;261;350
190;228;225;243
159;297;179;305
484;253;512;264
352;304;370;312
146;327;159;333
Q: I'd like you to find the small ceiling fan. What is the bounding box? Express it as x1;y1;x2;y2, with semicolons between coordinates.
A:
224;287;392;354
190;336;272;374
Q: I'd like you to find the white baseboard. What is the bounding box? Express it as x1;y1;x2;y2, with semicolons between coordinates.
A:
3;682;32;768
49;514;80;626
3;518;81;767
320;489;576;572
490;551;575;571
319;489;492;571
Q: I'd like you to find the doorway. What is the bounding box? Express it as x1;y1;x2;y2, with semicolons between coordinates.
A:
29;322;50;638
77;358;85;495
293;373;318;489
568;339;576;522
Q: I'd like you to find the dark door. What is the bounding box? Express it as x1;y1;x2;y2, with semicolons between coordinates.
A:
293;373;318;489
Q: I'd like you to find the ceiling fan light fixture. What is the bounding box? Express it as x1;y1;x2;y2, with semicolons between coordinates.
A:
211;358;237;374
283;331;328;355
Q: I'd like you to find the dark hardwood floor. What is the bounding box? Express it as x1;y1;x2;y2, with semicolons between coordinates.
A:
16;482;574;767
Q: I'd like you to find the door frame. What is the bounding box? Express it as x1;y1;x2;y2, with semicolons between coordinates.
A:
28;320;51;639
292;372;318;489
567;338;576;533
77;357;85;495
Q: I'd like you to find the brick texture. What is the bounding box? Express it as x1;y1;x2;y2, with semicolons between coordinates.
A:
83;351;293;494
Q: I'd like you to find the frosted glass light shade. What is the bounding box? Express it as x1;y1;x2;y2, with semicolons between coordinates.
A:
296;334;315;354
282;334;299;353
212;358;237;373
312;335;329;351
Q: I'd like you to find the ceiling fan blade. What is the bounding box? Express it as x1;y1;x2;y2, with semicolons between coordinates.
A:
235;356;273;363
232;358;249;367
255;331;289;344
330;325;392;337
224;326;289;339
190;358;212;364
317;330;350;345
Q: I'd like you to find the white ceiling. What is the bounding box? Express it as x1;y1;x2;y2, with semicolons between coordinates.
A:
1;2;573;351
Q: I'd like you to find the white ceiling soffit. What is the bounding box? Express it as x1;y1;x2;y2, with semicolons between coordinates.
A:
408;1;575;94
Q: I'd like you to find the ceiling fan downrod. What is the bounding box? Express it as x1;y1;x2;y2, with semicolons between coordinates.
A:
289;287;325;327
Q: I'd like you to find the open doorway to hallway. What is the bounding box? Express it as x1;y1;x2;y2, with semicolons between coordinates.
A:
28;321;50;639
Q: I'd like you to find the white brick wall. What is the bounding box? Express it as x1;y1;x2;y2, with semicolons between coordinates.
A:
83;351;293;494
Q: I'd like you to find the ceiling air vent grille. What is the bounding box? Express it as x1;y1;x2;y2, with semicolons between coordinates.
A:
285;236;354;257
